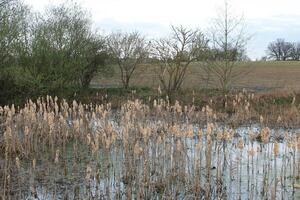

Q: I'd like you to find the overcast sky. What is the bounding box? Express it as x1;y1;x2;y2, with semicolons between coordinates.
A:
24;0;300;60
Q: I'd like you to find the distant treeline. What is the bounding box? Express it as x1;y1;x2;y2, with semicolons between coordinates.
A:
266;39;300;61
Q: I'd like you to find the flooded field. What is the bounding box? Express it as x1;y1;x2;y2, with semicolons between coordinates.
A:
0;96;299;199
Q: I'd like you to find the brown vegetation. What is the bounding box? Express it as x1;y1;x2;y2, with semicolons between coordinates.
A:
0;93;299;199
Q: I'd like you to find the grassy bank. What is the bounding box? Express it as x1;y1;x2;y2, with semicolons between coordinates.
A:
2;86;300;128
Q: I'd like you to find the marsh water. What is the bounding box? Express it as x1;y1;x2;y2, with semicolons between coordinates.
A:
7;122;298;200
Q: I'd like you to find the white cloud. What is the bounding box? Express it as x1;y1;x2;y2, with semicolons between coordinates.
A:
24;0;300;28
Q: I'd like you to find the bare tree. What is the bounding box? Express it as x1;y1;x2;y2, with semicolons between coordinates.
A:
281;41;293;61
202;0;250;92
290;42;300;61
267;38;293;61
107;31;149;89
152;25;208;95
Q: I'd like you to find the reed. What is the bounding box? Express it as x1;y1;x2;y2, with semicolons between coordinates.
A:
0;93;299;199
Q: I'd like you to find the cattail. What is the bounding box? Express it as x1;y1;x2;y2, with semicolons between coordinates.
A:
198;129;203;138
175;101;182;114
176;140;183;152
207;134;212;144
233;100;237;107
186;125;193;138
16;157;21;170
206;124;211;135
91;141;98;155
248;148;255;156
284;131;289;141
73;120;80;133
105;137;112;149
277;116;282;123
196;142;202;150
153;99;157;107
4;126;12;141
184;105;188;113
237;138;244;149
24;126;29;137
245;104;249;112
54;102;59;116
157;136;162;144
213;113;217;120
54;149;60;164
85;164;92;181
216;130;223;141
158;85;162;95
224;129;231;141
171;124;180;136
32;158;36;170
273;142;279;157
134;141;142;155
261;127;270;143
249;130;256;141
11;104;15;115
72;100;78;110
260;115;264;124
87;133;91;145
292;96;296;105
206;105;213;117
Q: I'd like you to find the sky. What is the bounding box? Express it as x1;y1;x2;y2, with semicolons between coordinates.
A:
24;0;300;60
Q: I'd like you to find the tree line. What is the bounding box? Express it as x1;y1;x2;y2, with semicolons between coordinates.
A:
0;0;248;104
266;39;300;61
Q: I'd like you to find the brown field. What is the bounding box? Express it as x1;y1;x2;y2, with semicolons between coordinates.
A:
92;61;300;92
